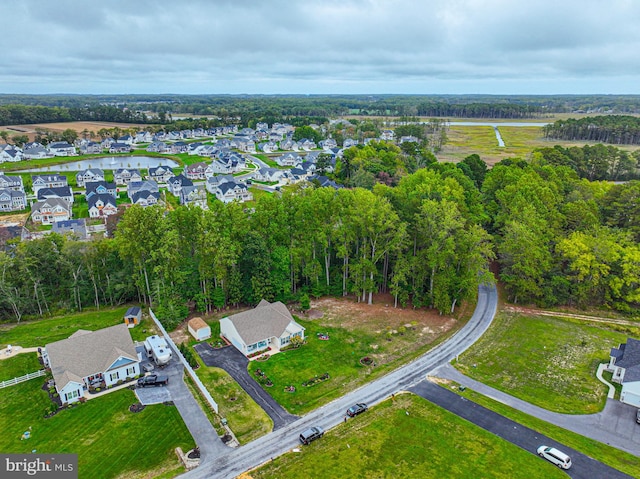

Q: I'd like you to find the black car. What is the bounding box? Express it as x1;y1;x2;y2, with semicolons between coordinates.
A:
346;403;368;417
636;408;640;424
299;426;324;445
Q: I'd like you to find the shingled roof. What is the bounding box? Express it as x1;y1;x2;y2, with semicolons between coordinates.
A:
45;324;137;390
224;300;299;346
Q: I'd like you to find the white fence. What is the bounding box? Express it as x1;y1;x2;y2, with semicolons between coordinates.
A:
0;369;46;389
148;309;219;414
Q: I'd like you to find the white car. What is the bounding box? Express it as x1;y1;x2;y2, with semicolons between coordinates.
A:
537;445;572;469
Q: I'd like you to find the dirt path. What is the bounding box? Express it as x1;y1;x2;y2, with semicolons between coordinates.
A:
504;305;638;327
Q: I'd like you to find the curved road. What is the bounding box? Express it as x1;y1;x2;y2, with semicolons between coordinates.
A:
180;283;498;479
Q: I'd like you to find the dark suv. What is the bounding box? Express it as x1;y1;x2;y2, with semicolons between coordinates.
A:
636;409;640;424
299;426;324;445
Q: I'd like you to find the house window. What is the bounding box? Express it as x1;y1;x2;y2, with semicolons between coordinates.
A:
258;340;267;348
126;366;136;376
110;371;119;382
65;389;80;401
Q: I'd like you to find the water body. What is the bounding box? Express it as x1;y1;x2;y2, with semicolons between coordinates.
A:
493;127;505;147
14;156;179;173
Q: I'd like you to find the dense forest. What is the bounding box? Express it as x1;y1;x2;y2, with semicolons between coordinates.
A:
2;95;640;127
542;115;640;145
2;156;639;328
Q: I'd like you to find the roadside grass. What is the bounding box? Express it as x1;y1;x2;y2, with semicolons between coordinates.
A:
0;306;131;349
0;353;41;382
248;316;460;415
449;384;640;478
254;153;279;168
454;311;629;413
0;379;193;479
193;355;273;444
601;370;623;399
251;394;564;479
247;187;272;202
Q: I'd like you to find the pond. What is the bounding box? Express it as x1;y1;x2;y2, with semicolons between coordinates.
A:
13;156;179;173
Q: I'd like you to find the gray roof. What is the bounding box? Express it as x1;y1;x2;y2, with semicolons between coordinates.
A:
125;306;141;317
46;324;138;390
88;193;116;209
616;338;640;369
33;197;70;211
224;300;301;346
623;365;640;383
37;186;72;200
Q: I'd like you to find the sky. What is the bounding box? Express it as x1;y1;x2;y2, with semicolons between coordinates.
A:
1;0;639;95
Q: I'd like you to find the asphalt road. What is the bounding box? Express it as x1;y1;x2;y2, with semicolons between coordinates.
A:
194;343;299;429
180;283;499;479
409;381;633;479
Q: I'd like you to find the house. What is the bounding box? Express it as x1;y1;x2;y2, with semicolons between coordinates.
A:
308;174;343;189
258;141;279;153
167;174;193;196
220;299;305;357
0;189;27;212
31;197;72;225
76;168;105;187
296;139;316;151
185;162;208;180
205;174;235;194
52;219;87;240
85;181;117;199
147;141;168;153
127;180;159;200
41;324;140;404
399;135;419;144
118;134;134;145
319;138;338;150
101;137;115;149
114;168;142;185
131;190;160;207
124;306;142;327
109;142;133;154
188;317;211;341
135;131;153;143
215;181;253;204
31;175;68;195
180;185;208;209
275;152;302;167
47;141;77;157
79;141;103;155
0;174;23;191
253;167;285;183
37;186;74;204
88;194;118;218
0;145;23;162
609;338;640;407
22;145;51;160
148;165;175;184
380;130;395;141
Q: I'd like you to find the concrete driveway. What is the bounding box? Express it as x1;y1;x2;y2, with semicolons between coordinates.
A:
135;385;172;405
194;343;299;430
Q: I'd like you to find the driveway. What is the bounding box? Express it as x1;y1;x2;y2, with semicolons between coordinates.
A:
193;343;299;430
135;385;172;405
410;381;633;479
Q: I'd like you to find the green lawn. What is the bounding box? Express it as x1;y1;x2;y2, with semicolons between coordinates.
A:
0;306;132;349
0;379;193;479
0;353;41;382
248;317;458;415
193;356;273;444
451;384;640;478
251;394;565;479
455;311;629;413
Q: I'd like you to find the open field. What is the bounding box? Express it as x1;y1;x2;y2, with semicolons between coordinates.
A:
447;381;640;478
0;377;193;479
0;352;41;382
251;394;565;479
248;295;464;414
454;310;629;414
0;306;136;349
2;121;147;138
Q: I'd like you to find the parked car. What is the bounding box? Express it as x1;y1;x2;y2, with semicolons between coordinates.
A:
346;403;368;417
299;426;324;445
142;362;155;373
137;374;169;387
636;409;640;424
537;446;572;469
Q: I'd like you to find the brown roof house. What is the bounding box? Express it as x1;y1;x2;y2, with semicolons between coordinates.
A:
188;317;211;341
220;300;305;357
41;324;140;404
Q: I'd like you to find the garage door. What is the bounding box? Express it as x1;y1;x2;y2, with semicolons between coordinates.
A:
620;390;640;408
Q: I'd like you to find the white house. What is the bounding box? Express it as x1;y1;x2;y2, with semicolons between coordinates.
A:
220;299;305;357
31;197;72;225
41;324;140;404
188;317;211;341
609;338;640;407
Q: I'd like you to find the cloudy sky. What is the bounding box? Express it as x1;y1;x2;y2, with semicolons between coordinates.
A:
2;0;639;95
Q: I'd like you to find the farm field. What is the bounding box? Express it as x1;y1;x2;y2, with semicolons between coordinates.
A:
251;394;565;479
454;310;633;414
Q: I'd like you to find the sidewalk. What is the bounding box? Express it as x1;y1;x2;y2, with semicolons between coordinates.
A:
433;363;640;457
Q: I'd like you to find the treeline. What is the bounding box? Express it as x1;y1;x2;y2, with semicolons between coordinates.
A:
542;115;640;144
0;104;154;127
533;144;640;181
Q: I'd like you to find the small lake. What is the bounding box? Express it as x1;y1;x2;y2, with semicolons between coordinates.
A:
14;156;179;173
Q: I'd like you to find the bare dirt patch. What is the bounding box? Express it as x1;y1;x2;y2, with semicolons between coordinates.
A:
2;121;147;141
0;212;29;226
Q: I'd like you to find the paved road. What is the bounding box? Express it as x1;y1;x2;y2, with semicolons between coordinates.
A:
194;343;299;429
409;381;633;479
435;363;640;457
180;283;499;479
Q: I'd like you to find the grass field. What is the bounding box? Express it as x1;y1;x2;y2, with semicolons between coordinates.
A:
0;352;41;382
251;394;564;479
455;311;629;413
0;378;193;479
248;314;459;415
450;383;640;478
